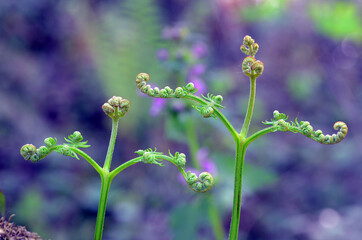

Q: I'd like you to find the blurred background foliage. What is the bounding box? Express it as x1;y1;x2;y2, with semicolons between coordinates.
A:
0;0;361;239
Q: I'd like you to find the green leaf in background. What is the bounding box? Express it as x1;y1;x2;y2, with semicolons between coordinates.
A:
287;70;322;103
213;153;278;194
309;2;362;43
165;113;188;144
170;197;208;240
241;0;287;21
0;190;5;216
243;162;278;194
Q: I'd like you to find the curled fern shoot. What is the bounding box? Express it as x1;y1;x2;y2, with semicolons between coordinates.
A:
134;149;214;193
102;96;130;120
20;131;91;163
240;35;264;78
263;110;348;144
186;171;214;193
136;73;197;98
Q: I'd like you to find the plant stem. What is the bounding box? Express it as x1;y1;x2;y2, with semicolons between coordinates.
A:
94;173;112;240
241;77;256;137
70;147;103;175
229;140;246;240
206;194;225;240
103;118;119;171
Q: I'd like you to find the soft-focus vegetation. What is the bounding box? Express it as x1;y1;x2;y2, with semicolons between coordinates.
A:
0;0;361;239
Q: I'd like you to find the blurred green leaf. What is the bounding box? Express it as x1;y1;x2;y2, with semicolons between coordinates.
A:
241;0;287;21
309;2;362;42
287;71;322;102
170;201;199;240
213;152;278;194
0;190;5;216
243;162;278;193
165;113;188;143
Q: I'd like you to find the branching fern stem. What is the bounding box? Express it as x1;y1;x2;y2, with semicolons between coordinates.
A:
240;77;256;137
185;95;239;142
244;126;276;147
70;147;103;175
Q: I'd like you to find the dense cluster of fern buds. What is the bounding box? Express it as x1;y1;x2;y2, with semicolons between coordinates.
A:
102;96;130;119
240;35;264;78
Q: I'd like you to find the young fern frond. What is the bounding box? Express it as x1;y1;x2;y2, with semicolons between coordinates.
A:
263;110;348;144
134;149;214;193
136;72;226;120
20;132;91;162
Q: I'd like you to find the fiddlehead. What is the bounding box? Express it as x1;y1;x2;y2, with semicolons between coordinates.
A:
136;73;227;121
192;93;225;119
263;110;348;144
102;96;130;120
186;171;214;193
240;35;264;78
20;131;91;162
136;73;197;98
134;149;214;193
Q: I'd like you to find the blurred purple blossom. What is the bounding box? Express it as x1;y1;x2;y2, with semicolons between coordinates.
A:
196;147;218;176
161;25;188;41
189;63;206;76
191;42;208;59
188;76;208;95
149;98;167;117
156;48;170;61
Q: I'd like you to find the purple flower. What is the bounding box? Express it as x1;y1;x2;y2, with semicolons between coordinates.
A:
156;48;169;61
189;63;206;76
196;147;218;176
192;42;208;59
149;98;167;117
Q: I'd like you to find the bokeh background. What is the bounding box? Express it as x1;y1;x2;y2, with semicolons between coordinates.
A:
0;0;361;239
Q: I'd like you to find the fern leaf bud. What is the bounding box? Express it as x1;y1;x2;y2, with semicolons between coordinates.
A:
175;87;186;98
20;144;37;161
38;146;49;156
273;110;280;119
175;153;186;169
213;95;223;104
251;60;264;77
251;43;259;56
187;172;214;193
200;106;214;118
160;89;168;98
44;137;57;147
240;45;249;55
102;103;115;115
185;82;195;92
136;73;150;84
243;35;254;46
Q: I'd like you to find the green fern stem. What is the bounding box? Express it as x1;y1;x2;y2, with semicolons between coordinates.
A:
103;118;119;171
94;173;112;240
229;140;246;240
241;77;256;136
